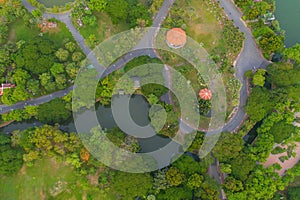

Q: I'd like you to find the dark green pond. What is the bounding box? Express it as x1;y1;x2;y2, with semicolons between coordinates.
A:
37;0;74;7
275;0;300;47
1;95;173;153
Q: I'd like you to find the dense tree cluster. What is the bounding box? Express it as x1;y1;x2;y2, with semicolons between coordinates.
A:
235;0;284;58
0;135;23;175
72;0;152;30
0;37;82;105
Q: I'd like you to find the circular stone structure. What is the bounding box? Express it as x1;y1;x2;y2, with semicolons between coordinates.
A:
166;28;187;49
199;88;212;100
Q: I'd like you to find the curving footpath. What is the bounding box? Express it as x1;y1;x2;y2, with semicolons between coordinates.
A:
218;0;270;132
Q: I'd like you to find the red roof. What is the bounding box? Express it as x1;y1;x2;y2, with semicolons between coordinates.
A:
199;88;212;100
166;28;187;47
0;84;15;96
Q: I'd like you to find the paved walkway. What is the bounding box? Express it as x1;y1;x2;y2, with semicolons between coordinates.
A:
265;143;300;176
217;0;270;132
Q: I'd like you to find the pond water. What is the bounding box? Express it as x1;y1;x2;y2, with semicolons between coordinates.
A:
37;0;74;7
243;121;263;145
1;95;174;153
275;0;300;47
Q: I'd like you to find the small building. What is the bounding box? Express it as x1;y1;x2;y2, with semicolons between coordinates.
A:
199;88;212;100
132;76;141;90
118;89;125;95
263;13;275;24
47;21;57;28
166;28;187;49
38;20;57;31
0;83;15;96
77;18;83;27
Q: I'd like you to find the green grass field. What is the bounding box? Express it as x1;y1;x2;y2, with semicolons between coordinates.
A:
183;0;223;52
79;12;129;47
8;19;76;47
37;0;74;7
0;158;114;200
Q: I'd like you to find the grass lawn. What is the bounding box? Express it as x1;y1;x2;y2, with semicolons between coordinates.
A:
79;12;129;47
288;175;300;187
8;19;76;47
0;158;115;200
8;19;40;42
182;0;223;52
37;0;74;7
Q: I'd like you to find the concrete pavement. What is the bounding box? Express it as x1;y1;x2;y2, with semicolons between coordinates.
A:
217;0;270;132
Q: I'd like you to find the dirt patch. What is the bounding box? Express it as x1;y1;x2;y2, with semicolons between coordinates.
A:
192;23;218;35
0;120;15;128
49;157;61;171
264;142;300;176
20;165;27;175
8;28;16;42
87;172;99;186
40;189;47;200
82;190;87;200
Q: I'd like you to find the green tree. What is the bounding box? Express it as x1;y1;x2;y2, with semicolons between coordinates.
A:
27;79;40;95
258;32;284;57
66;62;79;79
267;62;300;87
187;173;203;189
195;180;220;200
248;133;275;162
212;132;244;163
88;0;107;12
55;74;67;89
245;87;274;122
55;48;69;62
82;15;97;26
157;186;192;200
127;1;151;28
72;51;84;62
50;63;65;77
153;169;170;193
252;69;266;87
0;135;23;175
288;187;300;200
105;0;128;24
223;176;244;193
37;98;71;124
65;42;77;53
31;125;80;155
12;69;30;85
283;43;300;64
109;172;152;199
230;153;256;181
270;121;295;144
172;155;201;175
32;9;42;19
244;166;283;199
166;167;186;186
220;163;232;174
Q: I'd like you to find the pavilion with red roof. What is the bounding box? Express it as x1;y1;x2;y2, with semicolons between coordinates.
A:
0;84;15;96
166;28;187;49
199;88;212;100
